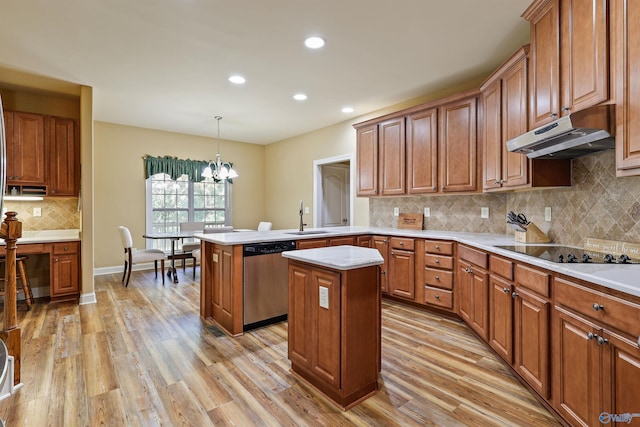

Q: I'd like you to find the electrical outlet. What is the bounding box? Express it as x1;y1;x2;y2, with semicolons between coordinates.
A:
319;286;329;309
481;207;489;219
304;207;309;214
393;207;399;217
545;207;552;222
424;207;431;217
33;207;42;217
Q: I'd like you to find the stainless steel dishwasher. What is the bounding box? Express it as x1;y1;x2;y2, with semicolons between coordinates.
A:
242;240;296;331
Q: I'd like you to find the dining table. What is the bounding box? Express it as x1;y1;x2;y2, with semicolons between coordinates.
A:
143;231;199;284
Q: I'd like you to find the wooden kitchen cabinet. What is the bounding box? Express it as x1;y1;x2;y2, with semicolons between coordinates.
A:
553;276;640;426
50;242;80;301
47;116;79;196
372;236;389;294
524;0;609;129
439;95;479;193
406;108;438;194
457;245;489;340
356;124;378;196
388;237;415;301
489;255;515;363
421;240;455;311
4;110;46;188
481;45;571;192
614;0;640;176
378;118;405;196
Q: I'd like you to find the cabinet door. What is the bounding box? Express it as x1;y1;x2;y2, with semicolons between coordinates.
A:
458;260;473;325
602;330;640;425
560;0;608;115
51;254;79;297
439;96;478;193
502;56;529;188
48;116;78;196
482;80;503;191
311;268;341;389
615;0;640;175
297;239;328;250
489;276;514;363
356;235;372;248
553;307;602;427
514;287;551;398
388;248;414;300
378;118;405;195
372;237;389;294
9;112;46;184
458;260;489;340
356;125;378;196
527;0;560;128
407;108;438;194
288;263;313;369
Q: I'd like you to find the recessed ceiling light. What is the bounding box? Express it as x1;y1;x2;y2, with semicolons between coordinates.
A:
293;93;308;101
342;107;354;113
228;75;246;84
304;36;325;49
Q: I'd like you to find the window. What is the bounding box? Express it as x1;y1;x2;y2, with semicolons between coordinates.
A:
145;173;231;251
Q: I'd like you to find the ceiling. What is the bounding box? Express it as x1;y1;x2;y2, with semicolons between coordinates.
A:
0;0;531;145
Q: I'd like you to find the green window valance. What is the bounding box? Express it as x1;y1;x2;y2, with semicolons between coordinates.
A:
144;155;223;183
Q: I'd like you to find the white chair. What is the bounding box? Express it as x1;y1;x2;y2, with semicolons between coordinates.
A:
257;221;272;231
118;226;166;287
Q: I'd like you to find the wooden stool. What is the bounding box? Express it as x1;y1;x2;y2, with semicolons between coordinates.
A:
0;255;34;310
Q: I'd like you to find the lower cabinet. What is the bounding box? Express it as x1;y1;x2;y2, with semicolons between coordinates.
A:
457;245;489;340
422;240;455;311
388;237;415;300
372;236;389;294
50;242;80;300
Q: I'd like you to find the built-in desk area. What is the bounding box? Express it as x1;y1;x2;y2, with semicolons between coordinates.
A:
283;245;384;410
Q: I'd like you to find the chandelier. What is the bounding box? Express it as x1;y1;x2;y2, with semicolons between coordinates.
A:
202;116;238;181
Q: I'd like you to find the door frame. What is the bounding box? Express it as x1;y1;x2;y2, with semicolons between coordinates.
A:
313;154;354;228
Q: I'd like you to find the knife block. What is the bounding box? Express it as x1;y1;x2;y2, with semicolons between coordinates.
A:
514;222;551;243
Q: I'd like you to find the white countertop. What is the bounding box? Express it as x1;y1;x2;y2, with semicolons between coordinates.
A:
282;245;384;271
195;226;640;299
0;229;81;245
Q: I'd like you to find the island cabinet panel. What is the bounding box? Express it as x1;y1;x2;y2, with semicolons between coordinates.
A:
204;243;243;336
378;118;406;195
287;260;380;410
356;124;378;196
407;108;438;194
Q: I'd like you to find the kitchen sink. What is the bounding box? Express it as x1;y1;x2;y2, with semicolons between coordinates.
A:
285;230;329;235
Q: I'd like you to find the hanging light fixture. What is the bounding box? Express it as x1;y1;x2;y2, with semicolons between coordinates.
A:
202;116;238;181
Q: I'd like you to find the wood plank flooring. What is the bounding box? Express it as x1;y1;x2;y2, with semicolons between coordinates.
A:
0;268;561;426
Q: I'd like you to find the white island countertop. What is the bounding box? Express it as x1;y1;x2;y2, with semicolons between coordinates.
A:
282;245;384;271
195;226;640;298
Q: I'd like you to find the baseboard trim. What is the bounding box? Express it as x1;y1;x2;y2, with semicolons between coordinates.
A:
79;292;97;305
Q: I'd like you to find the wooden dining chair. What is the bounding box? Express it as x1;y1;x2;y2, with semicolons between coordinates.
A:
118;226;166;287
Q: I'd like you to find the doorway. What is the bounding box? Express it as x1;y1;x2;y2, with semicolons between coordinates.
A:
313;154;354;228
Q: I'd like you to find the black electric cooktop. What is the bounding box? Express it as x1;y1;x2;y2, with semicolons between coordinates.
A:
496;245;639;264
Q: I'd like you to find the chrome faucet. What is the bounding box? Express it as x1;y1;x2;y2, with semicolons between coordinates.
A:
299;200;304;232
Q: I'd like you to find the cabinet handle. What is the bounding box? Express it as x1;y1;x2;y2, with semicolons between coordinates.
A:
587;332;596;340
597;336;609;346
503;288;510;293
435;245;440;250
54;258;59;262
550;113;558;118
381;270;386;275
435;294;440;299
511;291;519;299
64;246;69;251
561;106;570;112
592;303;604;312
399;242;404;246
494;181;501;185
435;259;440;264
391;251;394;255
465;267;472;273
435;275;440;280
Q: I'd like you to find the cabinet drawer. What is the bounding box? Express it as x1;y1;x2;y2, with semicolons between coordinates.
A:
424;286;453;309
0;243;45;256
515;264;550;297
424;254;453;270
390;237;414;251
458;245;488;269
425;240;453;255
424;268;453;290
554;277;640;337
53;242;79;255
490;256;514;281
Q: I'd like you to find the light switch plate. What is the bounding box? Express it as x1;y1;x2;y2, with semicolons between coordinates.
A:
304;207;309;214
424;207;431;217
393;207;399;217
481;207;489;218
319;286;329;309
33;207;42;217
545;207;552;222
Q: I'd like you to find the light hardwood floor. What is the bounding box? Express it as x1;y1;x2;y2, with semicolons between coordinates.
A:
0;268;560;426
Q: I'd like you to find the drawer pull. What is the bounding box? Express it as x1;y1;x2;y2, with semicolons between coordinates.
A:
435;259;440;264
587;332;596;340
435;275;440;280
465;268;472;273
399;242;404;246
592;303;604;312
64;246;69;251
511;291;519;299
435;245;440;250
54;258;59;262
597;336;609;346
503;288;510;294
434;294;440;300
381;270;386;275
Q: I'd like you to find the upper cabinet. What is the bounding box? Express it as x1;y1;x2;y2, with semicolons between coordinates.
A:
48;116;80;196
3;111;46;187
614;0;640;176
523;0;609;129
481;46;571;191
354;91;480;197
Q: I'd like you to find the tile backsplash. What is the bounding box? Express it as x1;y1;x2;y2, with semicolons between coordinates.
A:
3;197;80;230
369;151;640;246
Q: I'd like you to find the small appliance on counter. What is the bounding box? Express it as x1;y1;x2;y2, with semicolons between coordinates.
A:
506;211;551;243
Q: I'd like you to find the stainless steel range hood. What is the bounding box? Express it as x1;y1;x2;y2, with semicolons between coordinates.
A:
506;105;615;159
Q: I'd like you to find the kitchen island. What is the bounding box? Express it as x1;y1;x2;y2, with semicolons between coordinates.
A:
283;245;383;410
